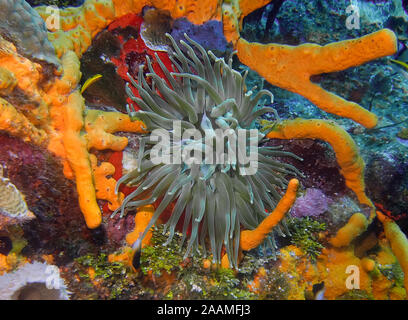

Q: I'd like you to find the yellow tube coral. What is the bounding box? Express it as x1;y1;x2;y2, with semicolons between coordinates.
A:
266;119;373;210
237;29;397;128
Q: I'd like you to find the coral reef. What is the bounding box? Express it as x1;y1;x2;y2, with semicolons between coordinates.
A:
0;0;407;301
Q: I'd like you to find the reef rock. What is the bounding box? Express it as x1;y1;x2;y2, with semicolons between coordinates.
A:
0;0;60;67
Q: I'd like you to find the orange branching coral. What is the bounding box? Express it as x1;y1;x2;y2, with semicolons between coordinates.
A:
240;178;299;251
237;29;397;128
266;119;373;210
0;42;145;229
279;242;407;300
150;0;221;24
377;211;408;292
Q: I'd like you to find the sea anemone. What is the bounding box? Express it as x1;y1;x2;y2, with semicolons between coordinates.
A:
114;33;302;268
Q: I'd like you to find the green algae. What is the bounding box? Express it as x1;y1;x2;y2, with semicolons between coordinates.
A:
287;217;326;262
73;253;137;299
378;262;405;288
336;289;374;300
140;226;185;277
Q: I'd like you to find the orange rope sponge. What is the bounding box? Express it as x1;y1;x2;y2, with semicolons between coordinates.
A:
330;212;368;248
126;205;154;247
0;97;47;146
266;119;373;210
240;178;299;251
85;109;146;151
222;0;270;44
237;29;397;128
90;154;124;211
377;210;408;293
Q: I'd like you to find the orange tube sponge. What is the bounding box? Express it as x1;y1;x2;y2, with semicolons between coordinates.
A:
0;35;45;106
37;0;221;58
377;211;408;292
266;119;373;209
61;90;102;229
85;109;146;151
240;178;299;251
126;205;154;247
150;0;221;24
0;98;47;146
90;154;124;211
330;213;368;248
237;29;397;128
0;67;17;95
222;0;270;44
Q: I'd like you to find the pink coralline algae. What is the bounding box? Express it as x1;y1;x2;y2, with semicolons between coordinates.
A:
290;188;332;218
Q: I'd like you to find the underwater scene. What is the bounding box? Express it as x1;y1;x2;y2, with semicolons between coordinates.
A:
0;0;408;303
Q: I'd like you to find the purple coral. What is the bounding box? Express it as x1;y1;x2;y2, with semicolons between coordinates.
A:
290;188;331;218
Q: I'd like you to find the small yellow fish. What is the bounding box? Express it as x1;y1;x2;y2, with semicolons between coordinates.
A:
390;59;408;72
81;74;103;94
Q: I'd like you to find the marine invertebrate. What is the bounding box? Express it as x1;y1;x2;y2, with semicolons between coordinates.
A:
0;0;60;67
0;261;69;300
329;212;368;248
21;0;397;234
266;119;373;210
0;165;35;230
35;0;222;58
290;188;331;218
377;210;408;292
237;29;397;128
116;34;301;268
0;97;47;147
